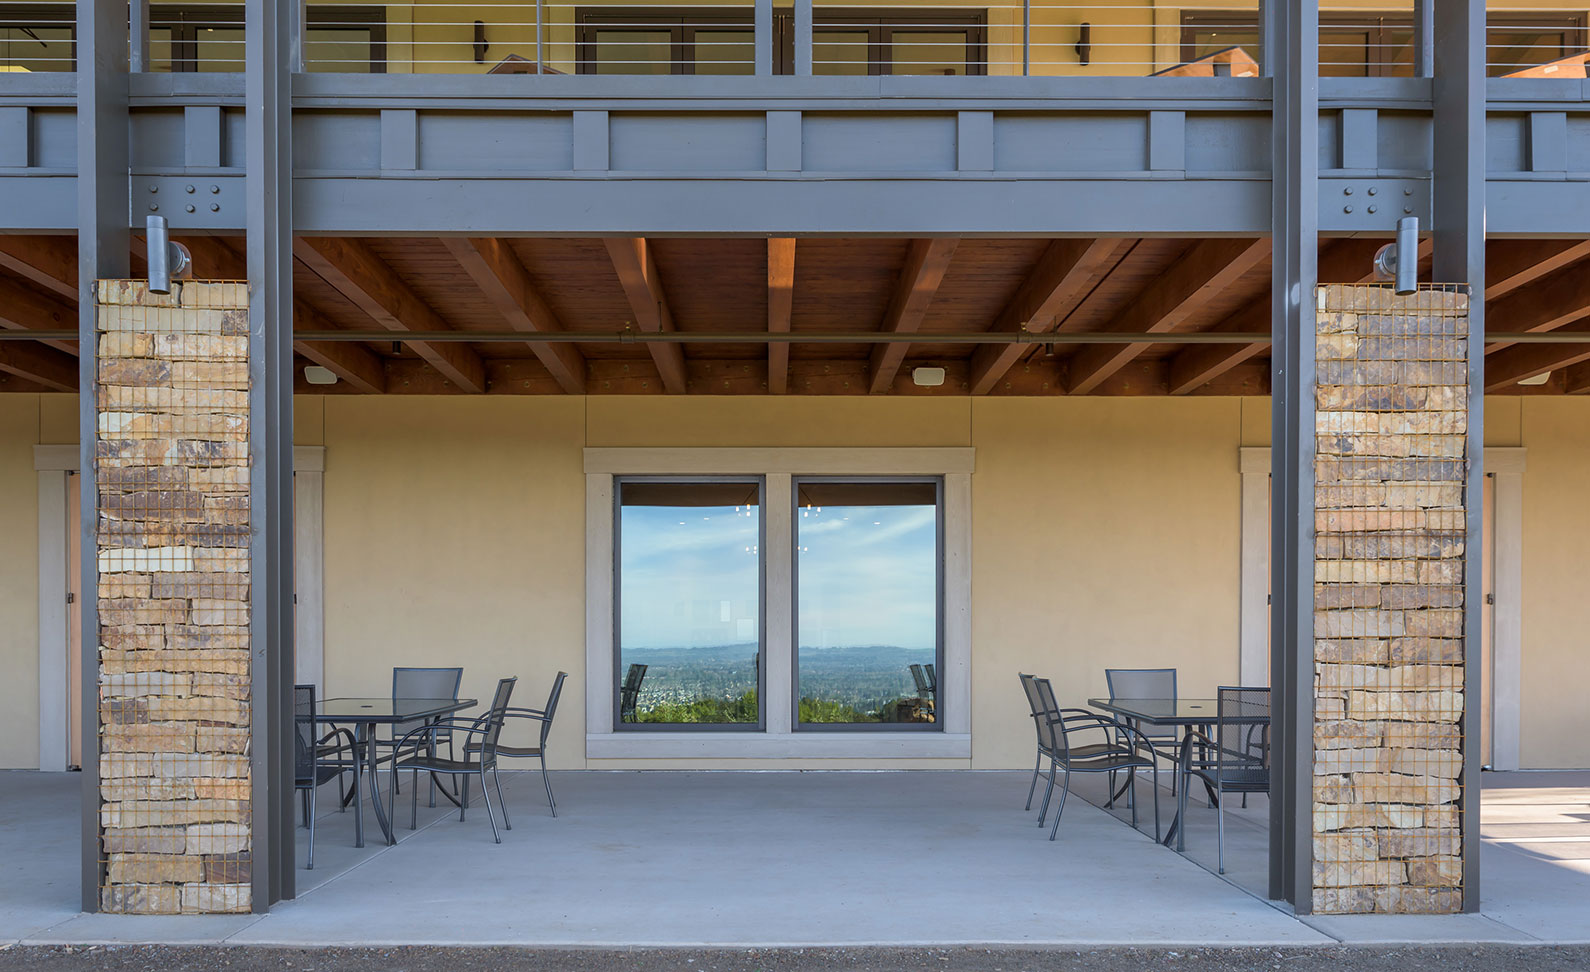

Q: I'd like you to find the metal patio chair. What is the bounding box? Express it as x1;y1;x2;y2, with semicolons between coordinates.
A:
294;684;358;869
1031;676;1160;842
619;663;647;723
911;663;938;703
1105;667;1182;795
391;676;518;843
468;671;567;817
1177;686;1270;873
375;666;464;806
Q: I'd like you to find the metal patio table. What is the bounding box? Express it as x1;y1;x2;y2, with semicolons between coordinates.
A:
1086;697;1270;851
299;696;477;848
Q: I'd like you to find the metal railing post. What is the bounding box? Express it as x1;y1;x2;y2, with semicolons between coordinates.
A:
795;0;812;75
129;0;149;72
755;0;773;75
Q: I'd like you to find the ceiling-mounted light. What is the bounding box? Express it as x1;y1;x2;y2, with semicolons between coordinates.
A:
304;365;339;385
912;366;946;387
1518;372;1551;386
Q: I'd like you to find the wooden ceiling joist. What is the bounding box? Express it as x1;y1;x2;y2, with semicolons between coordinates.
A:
867;238;959;395
767;238;796;395
0;340;77;391
0;235;77;302
967;238;1127;396
1484;319;1590;389
1067;237;1269;395
293;301;386;394
1165;238;1385;395
294;236;487;394
604;237;688;395
1563;361;1590;395
446;238;587;395
1484;257;1590;356
0;273;79;355
1486;239;1590;300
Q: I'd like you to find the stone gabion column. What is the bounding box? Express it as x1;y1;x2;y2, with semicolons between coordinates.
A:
95;281;253;915
1312;283;1469;915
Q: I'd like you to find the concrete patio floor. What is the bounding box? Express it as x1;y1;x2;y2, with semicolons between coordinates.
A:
2;769;1587;947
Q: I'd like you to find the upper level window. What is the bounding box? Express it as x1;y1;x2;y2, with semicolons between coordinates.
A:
1182;10;1588;77
576;7;986;75
0;4;384;71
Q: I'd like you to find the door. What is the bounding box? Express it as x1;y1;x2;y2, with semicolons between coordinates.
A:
1481;473;1495;767
65;470;82;770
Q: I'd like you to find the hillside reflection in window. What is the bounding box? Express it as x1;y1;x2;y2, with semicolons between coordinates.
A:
617;480;762;727
795;479;941;728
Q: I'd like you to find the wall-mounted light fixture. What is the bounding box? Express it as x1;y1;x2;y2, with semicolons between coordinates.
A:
1075;23;1091;66
304;366;339;385
912;366;946;387
145;215;192;295
474;21;489;63
1372;215;1420;295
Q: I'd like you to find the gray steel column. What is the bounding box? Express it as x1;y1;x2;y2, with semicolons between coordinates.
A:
755;0;772;75
1414;0;1435;78
129;0;150;72
76;0;130;915
1432;0;1485;915
1268;0;1319;913
246;0;297;909
794;0;813;76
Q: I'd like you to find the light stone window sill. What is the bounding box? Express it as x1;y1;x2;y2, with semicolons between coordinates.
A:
586;732;972;760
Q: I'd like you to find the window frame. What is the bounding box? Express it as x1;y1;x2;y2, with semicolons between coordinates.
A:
1180;10;1588;77
611;474;769;733
0;4;387;72
790;475;945;733
574;6;987;76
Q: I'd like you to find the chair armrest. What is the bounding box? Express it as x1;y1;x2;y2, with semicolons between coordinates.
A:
390;719;497;752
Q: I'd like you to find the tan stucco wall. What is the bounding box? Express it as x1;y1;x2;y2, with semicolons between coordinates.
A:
0;396;43;768
3;392;1586;770
1510;398;1590;769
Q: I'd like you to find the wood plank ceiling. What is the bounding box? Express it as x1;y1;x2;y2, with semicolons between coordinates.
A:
2;235;1589;396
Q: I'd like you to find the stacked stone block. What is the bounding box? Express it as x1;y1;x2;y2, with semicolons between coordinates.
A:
1312;283;1468;915
95;281;252;915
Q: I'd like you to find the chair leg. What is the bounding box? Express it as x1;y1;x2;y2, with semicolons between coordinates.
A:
494;766;511;830
1047;765;1072;841
478;768;501;844
306;782;317;870
540;755;557;817
300;788;310;828
1025;751;1042;812
1150;762;1161;844
1127;767;1138;828
411;766;419;831
460;774;470;821
1217;790;1226;874
1036;757;1058;827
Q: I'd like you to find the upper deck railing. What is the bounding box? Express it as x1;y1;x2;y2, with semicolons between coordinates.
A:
3;0;1588;79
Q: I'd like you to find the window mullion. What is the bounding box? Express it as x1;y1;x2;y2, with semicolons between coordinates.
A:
763;472;795;735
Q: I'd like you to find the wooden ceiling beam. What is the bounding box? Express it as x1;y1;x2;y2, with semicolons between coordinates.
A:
1484;319;1590;389
603;237;688;395
866;238;959;395
294;237;487;394
0;339;77;391
0;236;77;301
767;238;796;395
967;238;1128;396
0;273;79;354
1486;239;1590;301
445;237;587;395
1165;238;1386;395
1483;258;1590;356
292;301;387;394
1067;237;1268;394
1562;360;1590;395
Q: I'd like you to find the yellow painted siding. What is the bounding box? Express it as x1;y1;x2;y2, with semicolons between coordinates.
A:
0;396;44;768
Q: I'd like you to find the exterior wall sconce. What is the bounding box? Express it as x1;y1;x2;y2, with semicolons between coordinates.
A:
145;215;192;295
1075;23;1091;66
1373;215;1420;295
474;21;489;63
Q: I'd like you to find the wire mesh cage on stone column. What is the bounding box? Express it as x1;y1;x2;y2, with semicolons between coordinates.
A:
94;281;254;915
1312;283;1468;915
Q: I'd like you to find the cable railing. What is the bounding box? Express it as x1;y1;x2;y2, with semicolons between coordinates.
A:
0;0;1585;78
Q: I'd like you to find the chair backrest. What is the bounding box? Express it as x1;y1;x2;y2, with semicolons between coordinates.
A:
1106;668;1177;740
392;666;463;739
1018;673;1051;752
1030;677;1068;757
910;663;930;695
538;672;568;748
619;663;647;722
1215;685;1270;785
294;684;316;786
476;676;518;763
924;663;937;694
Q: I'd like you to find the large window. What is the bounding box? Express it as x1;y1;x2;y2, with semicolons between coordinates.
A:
0;4;384;71
1182;11;1587;77
576;7;986;75
794;479;941;729
615;479;764;729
